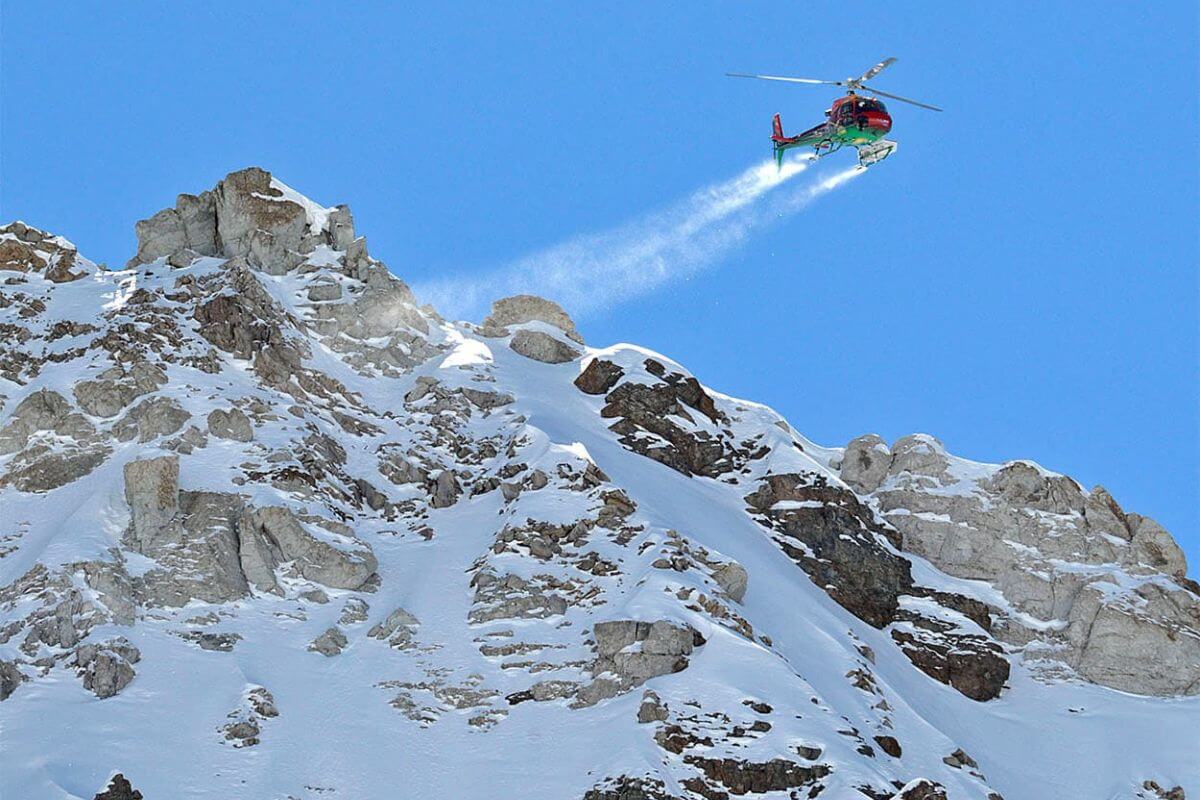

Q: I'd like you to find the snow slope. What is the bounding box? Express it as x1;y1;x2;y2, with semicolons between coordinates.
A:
0;172;1195;800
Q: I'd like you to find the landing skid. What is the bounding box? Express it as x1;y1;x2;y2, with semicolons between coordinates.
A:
856;139;897;167
813;139;843;158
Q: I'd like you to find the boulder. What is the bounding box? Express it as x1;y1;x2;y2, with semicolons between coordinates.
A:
76;639;140;698
840;434;892;493
509;329;580;364
207;408;253;442
113;396;190;443
0;660;26;701
0;389;94;455
1128;515;1187;578
481;295;584;343
94;774;144;800
308;627;348;657
574;358;625;395
712;561;748;604
238;507;377;593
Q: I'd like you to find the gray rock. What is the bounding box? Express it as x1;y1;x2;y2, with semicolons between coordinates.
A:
868;437;1200;696
239;506;378;593
0;660;26;701
0;389;94;455
481;295;584;344
840;434;892;493
113;396;190;443
430;470;461;508
592;619;697;686
4;447;111;493
637;689;669;723
712;561;748;604
76;639;140;698
207;408;253;442
308;627;348;657
123;456;180;552
509;329;580;364
1128;514;1187;578
74;363;166;418
307;281;342;302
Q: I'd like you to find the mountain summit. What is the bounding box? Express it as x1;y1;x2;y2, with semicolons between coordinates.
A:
1;168;1195;800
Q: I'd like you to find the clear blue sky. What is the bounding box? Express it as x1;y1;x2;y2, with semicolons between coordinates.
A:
3;3;1197;572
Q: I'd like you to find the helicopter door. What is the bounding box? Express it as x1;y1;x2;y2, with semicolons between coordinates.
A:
838;101;856;126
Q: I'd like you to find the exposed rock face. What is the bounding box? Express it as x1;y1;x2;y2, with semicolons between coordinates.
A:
712;561;748;604
75;639;140;698
746;473;911;628
575;358;625;395
0;221;88;283
840;433;892;493
598;358;746;478
131;167;340;270
577;620;701;706
308;627;348;657
207;408;253;441
481;294;584;344
0;389;94;455
682;756;831;795
121;456;376;605
509;329;581;364
113;396;190;442
845;433;1200;696
0;660;26;700
74;362;167;418
93;774;144;800
238;507;378;593
891;617;1010;702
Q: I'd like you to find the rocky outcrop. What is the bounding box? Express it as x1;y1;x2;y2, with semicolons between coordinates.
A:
75;638;140;698
596;358;755;478
122;456;376;605
481;295;584;344
712;561;749;604
0;388;110;492
113;396;190;443
509;329;581;363
207;408;253;441
369;607;420;649
0;389;95;455
93;774;144;800
0;660;26;700
746;473;911;628
576;620;702;706
0;222;88;283
238;507;378;593
890;612;1010;702
74;362;167;418
682;756;831;796
843;433;1200;696
308;627;348;657
574;358;625;395
130;167;349;270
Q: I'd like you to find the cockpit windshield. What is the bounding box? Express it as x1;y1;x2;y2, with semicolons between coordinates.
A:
856;99;886;113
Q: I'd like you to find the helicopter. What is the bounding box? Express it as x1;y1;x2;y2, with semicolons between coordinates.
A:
727;58;941;169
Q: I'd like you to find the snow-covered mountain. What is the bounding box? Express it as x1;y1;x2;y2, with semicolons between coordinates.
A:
1;168;1195;800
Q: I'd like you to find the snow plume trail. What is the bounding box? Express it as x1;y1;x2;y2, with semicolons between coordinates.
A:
416;159;864;320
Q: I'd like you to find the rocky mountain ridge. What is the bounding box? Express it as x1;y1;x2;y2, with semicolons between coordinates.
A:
0;168;1194;799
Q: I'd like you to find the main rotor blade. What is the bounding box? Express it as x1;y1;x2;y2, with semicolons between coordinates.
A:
726;72;843;86
857;57;897;83
860;84;943;112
